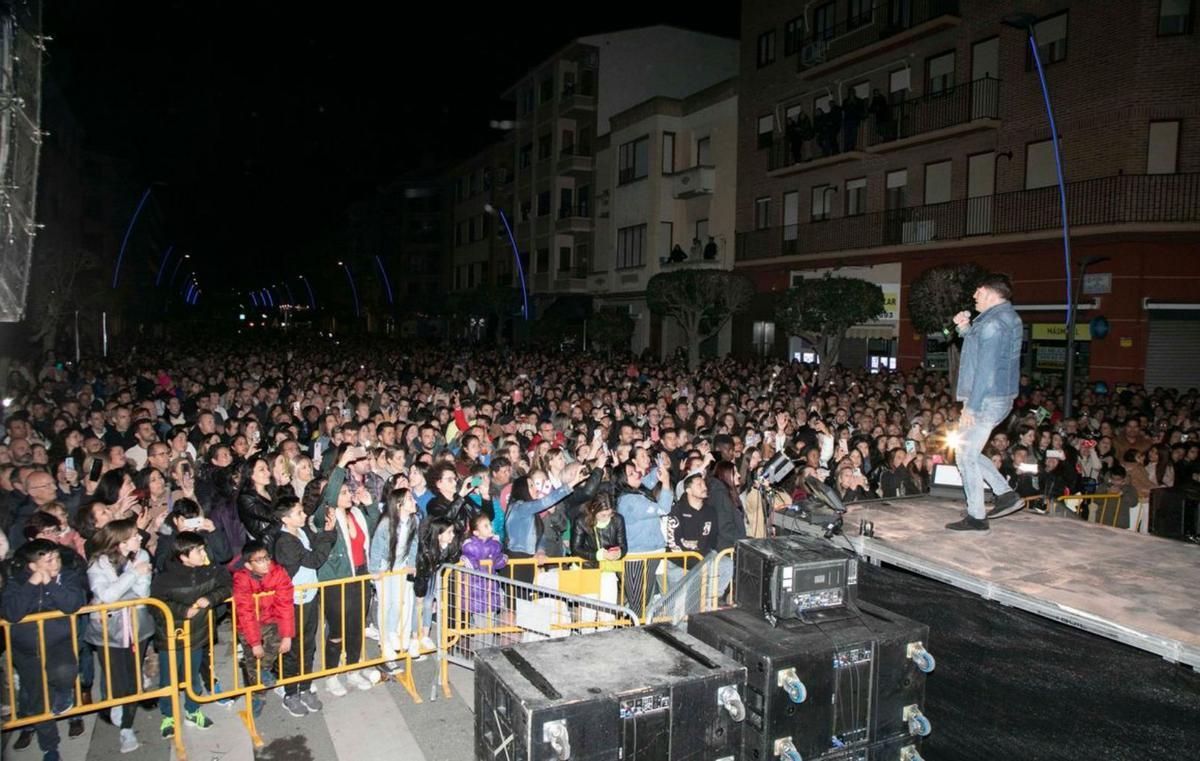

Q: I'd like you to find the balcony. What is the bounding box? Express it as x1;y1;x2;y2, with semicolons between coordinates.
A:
556;204;593;234
672;165;716;198
559;84;597;119
658;243;730;270
796;0;961;80
735;173;1200;262
769;77;999;176
558;145;595;176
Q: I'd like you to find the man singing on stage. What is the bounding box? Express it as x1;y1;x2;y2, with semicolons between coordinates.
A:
946;273;1024;532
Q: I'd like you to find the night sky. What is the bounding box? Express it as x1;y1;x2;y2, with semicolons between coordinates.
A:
46;3;739;292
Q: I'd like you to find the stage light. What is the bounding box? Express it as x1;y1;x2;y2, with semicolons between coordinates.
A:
946;430;961;450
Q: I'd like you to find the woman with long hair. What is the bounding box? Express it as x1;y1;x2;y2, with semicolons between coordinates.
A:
368;484;420;660
1147;444;1175;489
84;518;154;753
237;455;278;547
412;516;461;656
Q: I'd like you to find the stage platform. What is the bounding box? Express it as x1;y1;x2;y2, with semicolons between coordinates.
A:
775;497;1200;670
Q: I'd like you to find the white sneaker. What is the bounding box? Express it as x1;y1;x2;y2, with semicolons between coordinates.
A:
364;624;380;641
364;668;382;684
273;686;286;698
344;671;372;691
387;633;403;653
325;675;347;697
119;728;140;754
420;636;436;651
407;639;423;659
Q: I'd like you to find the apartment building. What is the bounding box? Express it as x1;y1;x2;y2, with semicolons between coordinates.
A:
593;78;739;358
734;0;1200;386
447;140;514;294
499;26;739;317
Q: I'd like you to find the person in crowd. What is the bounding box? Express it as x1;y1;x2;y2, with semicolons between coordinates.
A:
368;484;420;662
85;518;154;753
231;540;293;714
151;531;229;737
1;539;87;761
459;512;508;630
272;496;335;714
878;448;921;498
412;517;461;658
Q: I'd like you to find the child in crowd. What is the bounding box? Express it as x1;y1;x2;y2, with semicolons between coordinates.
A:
459;512;508;631
232;540;294;715
412;517;461;657
368;485;420;664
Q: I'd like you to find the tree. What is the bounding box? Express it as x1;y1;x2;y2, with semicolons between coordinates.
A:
774;275;886;385
907;262;987;388
587;307;635;358
24;246;103;354
646;269;755;370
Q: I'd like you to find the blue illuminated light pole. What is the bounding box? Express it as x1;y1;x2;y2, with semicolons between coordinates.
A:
374;255;394;304
339;261;360;318
111;185;154;289
484;204;529;320
154;245;175;286
1004;11;1077;412
299;275;317;310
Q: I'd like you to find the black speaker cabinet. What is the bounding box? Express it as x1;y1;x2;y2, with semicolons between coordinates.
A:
687;602;933;761
735;536;858;624
475;626;747;761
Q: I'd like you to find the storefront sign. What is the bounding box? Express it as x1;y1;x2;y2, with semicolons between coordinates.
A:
1031;323;1091;341
1082;272;1112;295
1036;345;1066;369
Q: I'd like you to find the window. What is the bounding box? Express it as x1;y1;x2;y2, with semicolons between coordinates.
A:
467;217;477;242
561;129;575;155
1147;121;1181;174
811;185;834;221
536;248;549;273
618;136;650;183
454;221;464;246
812;2;836;41
469;172;479;196
784;17;803;56
577;185;591;215
519;88;534;115
697;136;712;165
783;191;800;241
659;221;674;262
757;30;776;67
537;190;551;216
754;196;772;230
752;321;776;356
885;169;908;209
559;246;572;272
519;143;532;169
695;218;709;244
575;243;590;277
537;133;552;161
1159;0;1194;35
848;0;872;29
757;114;775;150
539;76;554;104
924;160;952;205
559;188;573;217
455;177;465;201
520;201;531;221
926;51;955;95
1028;12;1068;67
1024;139;1058;189
662;132;675;174
616;224;647;269
846;178;867;216
467;263;476;288
889;68;910;105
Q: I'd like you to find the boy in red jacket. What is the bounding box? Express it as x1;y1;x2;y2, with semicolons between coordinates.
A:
232;541;295;715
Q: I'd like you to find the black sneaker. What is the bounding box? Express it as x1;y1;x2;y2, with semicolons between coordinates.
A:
69;717;85;737
946;516;990;531
14;728;34;750
987;491;1024;519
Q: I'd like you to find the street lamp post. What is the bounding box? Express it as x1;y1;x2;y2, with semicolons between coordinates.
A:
484;204;530;321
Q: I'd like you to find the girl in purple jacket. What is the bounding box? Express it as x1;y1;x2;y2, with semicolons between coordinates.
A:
460;513;508;630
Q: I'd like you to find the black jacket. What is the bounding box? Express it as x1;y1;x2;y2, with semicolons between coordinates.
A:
665;496;718;567
878;467;920;498
0;562;87;655
154;526;233;572
427;492;470;535
237;488;278;547
570;513;628;569
561;469;604;524
705;476;745;551
273;525;337;579
150;556;233;649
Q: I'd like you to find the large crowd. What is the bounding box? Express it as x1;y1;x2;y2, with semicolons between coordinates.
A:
2;337;1198;760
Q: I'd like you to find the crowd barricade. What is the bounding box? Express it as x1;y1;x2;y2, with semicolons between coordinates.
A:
436;562;641;698
2;597;189;760
177;569;423;747
708;547;737;611
1052;493;1127;527
495;550;705;622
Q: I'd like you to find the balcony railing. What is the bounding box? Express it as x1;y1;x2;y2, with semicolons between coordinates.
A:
736;173;1200;261
558;204;591;219
796;0;960;73
769;77;999;172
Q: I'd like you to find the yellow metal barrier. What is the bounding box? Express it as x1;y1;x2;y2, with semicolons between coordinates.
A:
178;569;424;747
1053;493;1127;527
708;547;736;611
2;597;188;760
437;560;641;698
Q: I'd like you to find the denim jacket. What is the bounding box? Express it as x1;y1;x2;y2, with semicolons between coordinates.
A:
956;301;1023;414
